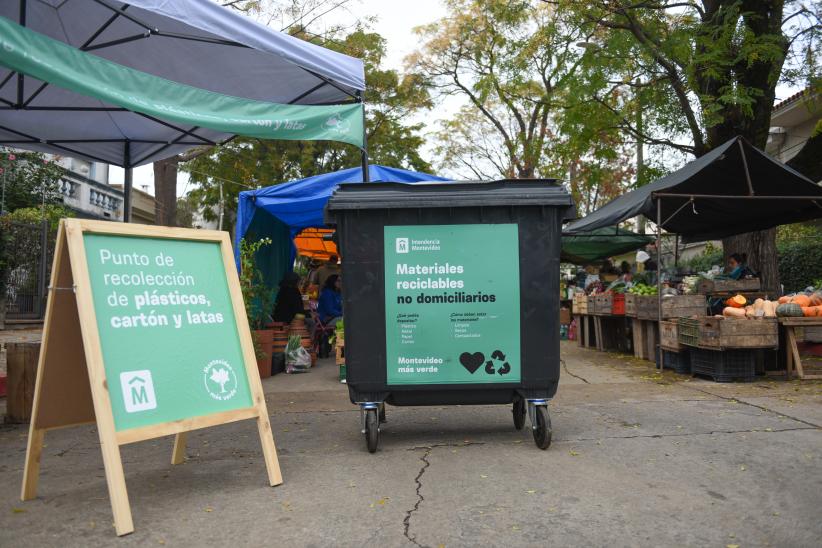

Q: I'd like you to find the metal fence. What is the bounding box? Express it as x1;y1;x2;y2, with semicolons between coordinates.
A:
3;220;55;320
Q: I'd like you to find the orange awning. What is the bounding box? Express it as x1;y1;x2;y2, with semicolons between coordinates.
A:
294;228;338;260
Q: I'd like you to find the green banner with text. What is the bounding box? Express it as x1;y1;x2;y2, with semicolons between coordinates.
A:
83;234;253;432
384;224;521;385
0;16;364;148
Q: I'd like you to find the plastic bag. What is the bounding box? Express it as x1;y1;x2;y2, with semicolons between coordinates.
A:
285;335;311;374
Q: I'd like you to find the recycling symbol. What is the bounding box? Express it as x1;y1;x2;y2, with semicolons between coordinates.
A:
459;350;511;376
484;349;511;376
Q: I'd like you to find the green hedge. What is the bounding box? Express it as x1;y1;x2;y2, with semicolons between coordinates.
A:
778;240;822;292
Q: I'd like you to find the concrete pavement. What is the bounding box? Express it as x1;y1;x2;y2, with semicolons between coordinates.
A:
1;341;820;547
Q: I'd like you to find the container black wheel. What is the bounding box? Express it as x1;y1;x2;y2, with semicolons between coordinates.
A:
512;399;526;430
365;409;379;453
532;406;552;450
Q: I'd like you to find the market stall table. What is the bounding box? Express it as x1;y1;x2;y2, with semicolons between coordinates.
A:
779;317;822;380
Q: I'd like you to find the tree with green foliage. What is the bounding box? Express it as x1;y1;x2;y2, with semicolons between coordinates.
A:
411;0;586;180
557;0;822;294
411;0;639;215
0;149;64;214
181;27;432;229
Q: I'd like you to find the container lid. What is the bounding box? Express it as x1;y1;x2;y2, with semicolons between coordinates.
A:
326;179;575;219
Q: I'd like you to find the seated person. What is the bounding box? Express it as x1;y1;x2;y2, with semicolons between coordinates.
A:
272;272;306;324
317;274;343;326
727;253;755;280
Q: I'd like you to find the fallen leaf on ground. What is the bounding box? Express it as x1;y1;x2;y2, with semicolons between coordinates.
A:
11;508;26;514
569;450;580;457
526;489;536;494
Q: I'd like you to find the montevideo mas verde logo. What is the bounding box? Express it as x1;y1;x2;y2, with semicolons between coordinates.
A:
323;113;351;135
203;359;238;401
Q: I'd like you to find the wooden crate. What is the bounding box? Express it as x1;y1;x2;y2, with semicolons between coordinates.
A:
335;333;345;366
638;295;706;320
559;307;571;325
572;294;588;315
594;294;611;315
625;294;637;317
635;295;657;320
698;317;778;349
697;278;760;294
659;320;683;351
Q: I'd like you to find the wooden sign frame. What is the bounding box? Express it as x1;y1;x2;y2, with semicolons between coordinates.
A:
20;219;282;536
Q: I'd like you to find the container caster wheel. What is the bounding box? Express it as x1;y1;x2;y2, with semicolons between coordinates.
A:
532;406;552;450
512;399;526;430
365;409;379;453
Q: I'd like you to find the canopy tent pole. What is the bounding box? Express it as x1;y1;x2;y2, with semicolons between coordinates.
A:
359;92;369;182
656;197;662;370
738;138;755;196
123;140;132;223
675;234;679;267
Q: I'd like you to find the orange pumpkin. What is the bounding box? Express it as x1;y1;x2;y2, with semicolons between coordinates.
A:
792;295;811;307
726;295;747;308
809;293;822;307
778;296;791;304
804;305;822;317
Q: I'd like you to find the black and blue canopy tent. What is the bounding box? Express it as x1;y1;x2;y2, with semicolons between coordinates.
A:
566;136;822;368
0;0;368;221
235;165;448;287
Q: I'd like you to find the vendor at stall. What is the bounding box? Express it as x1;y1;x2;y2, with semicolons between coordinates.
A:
318;274;343;325
316;255;341;288
727;253;755;279
302;259;322;292
273;272;305;323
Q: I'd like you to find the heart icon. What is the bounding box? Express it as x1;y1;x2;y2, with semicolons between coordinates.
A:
459;352;485;374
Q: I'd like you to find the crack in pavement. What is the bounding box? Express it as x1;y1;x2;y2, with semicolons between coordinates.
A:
561;358;590;384
405;441;486;452
682;384;822;429
403;447;432;548
401;442;485;547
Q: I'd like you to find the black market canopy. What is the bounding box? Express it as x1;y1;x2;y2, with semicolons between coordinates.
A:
0;1;367;217
565;137;822;241
561;226;653;265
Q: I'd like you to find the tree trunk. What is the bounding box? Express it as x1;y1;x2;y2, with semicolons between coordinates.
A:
722;228;780;294
153;158;179;227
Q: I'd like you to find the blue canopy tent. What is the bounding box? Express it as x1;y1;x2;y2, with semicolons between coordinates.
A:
235;165;448;287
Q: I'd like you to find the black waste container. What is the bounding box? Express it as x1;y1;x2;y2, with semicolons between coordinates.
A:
325;180;574;451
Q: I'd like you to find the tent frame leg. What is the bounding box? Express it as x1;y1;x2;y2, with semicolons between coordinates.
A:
123;141;132;223
358;92;369;182
656;197;662;370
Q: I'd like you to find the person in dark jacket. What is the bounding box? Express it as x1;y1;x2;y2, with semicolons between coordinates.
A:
727;253;755;280
272;272;305;323
317;274;343;325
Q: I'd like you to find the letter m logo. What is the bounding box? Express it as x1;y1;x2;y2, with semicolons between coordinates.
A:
131;384;149;405
120;370;157;413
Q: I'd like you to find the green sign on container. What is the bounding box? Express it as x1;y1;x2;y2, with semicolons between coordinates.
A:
83;234;253;432
384;224;521;385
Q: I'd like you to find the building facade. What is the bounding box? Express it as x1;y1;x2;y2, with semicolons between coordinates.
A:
766;90;821;171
